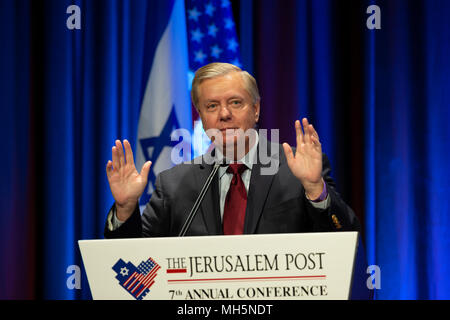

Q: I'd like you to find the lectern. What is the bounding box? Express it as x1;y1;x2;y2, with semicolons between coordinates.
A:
79;232;358;300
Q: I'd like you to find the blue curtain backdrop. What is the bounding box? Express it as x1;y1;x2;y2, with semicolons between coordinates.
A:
1;0;449;299
39;0;152;299
363;0;450;299
249;0;450;299
0;0;35;299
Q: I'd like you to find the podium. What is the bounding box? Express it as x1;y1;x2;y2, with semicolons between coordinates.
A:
79;232;358;300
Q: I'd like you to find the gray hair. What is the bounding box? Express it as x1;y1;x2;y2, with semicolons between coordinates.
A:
191;62;260;109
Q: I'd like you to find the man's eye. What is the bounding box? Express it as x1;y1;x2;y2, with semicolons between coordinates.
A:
231;100;242;106
207;104;218;109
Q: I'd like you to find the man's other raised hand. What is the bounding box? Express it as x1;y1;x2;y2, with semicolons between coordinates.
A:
106;139;151;222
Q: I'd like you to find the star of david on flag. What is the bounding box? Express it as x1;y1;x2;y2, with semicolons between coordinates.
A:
136;0;192;208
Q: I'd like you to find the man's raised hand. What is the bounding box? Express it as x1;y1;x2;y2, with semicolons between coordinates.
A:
106;139;151;222
282;118;324;200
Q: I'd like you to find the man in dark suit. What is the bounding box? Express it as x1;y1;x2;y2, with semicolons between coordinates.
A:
104;63;360;238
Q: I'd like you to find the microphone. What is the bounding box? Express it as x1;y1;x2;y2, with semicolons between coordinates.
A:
178;162;221;237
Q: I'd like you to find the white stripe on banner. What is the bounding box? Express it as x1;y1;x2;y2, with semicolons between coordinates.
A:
136;0;192;208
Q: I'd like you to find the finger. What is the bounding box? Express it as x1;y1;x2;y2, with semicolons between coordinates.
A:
307;124;316;144
282;143;294;166
115;140;125;167
295;120;304;148
140;161;152;182
311;135;322;149
302;118;311;144
123;139;135;166
310;124;320;141
106;160;113;178
112;146;120;170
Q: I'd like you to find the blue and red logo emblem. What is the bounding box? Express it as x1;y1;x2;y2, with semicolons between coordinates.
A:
112;257;161;300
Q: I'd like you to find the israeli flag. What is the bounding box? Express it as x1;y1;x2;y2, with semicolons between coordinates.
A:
136;0;192;208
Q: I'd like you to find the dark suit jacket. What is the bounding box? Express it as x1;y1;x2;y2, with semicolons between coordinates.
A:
104;141;360;238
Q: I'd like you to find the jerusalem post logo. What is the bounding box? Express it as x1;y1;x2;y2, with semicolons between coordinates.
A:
112;257;161;300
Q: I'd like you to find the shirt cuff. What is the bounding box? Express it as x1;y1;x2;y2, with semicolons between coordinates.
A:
311;180;328;202
309;194;330;210
308;181;330;210
107;205;125;231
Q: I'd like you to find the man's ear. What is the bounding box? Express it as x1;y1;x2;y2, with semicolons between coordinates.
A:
192;100;198;113
196;108;204;122
193;101;203;118
195;105;207;128
254;101;260;123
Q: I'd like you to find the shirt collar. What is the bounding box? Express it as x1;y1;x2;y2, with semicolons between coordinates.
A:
215;134;259;178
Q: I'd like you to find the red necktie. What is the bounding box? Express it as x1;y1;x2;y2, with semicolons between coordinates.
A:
223;163;248;235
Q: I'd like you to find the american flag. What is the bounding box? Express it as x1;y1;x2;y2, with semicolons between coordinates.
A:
112;258;161;300
186;0;242;157
186;0;242;72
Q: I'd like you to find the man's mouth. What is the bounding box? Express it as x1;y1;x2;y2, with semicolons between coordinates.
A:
220;128;239;132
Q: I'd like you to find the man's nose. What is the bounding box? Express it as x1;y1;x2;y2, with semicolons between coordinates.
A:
218;104;232;120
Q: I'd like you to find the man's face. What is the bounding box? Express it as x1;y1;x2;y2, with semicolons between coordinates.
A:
196;72;260;155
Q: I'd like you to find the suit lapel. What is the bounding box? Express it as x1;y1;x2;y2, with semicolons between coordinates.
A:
193;157;222;235
244;139;281;234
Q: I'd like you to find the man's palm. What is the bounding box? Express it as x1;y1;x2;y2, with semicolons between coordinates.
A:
283;119;323;198
106;140;151;214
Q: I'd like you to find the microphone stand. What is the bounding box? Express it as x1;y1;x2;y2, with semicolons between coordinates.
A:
178;162;221;237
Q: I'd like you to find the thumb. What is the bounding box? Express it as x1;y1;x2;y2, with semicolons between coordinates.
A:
282;143;294;166
140;161;152;182
106;160;113;179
